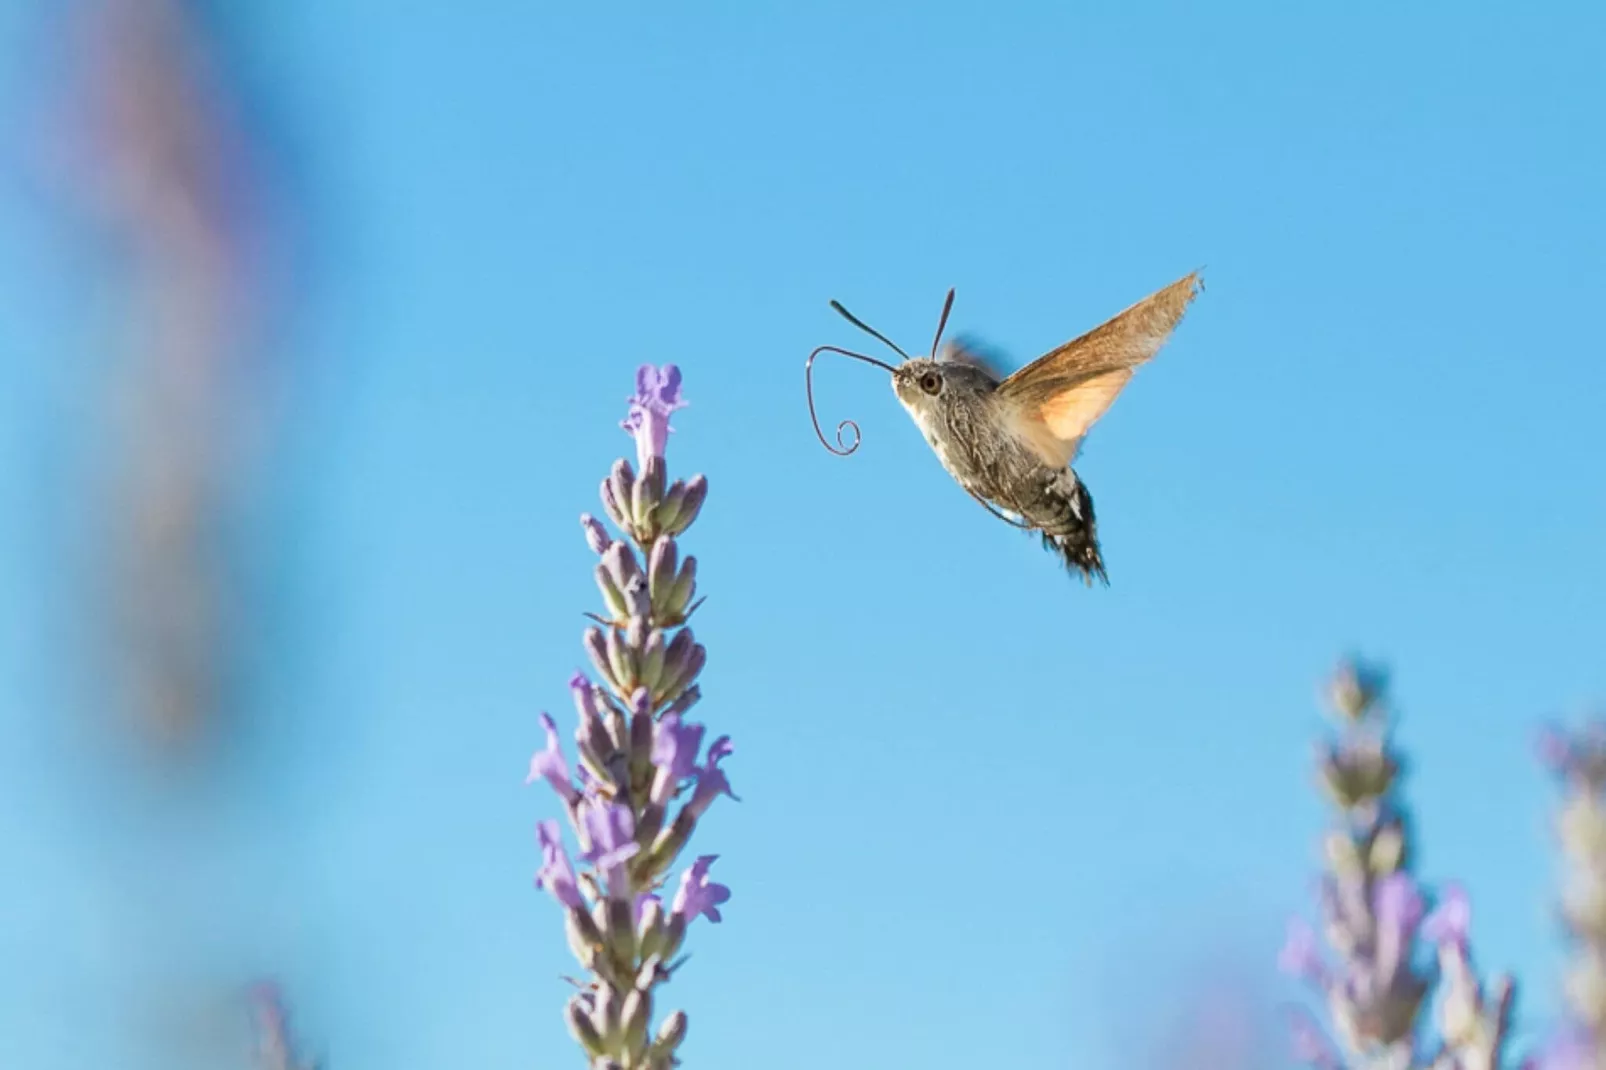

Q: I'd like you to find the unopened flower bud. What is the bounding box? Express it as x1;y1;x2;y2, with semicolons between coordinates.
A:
1436;958;1481;1048
609;459;635;517
1324;831;1362;876
653;480;688;531
595;564;628;620
631;470;657;533
621;988;652;1058
631;705;655;763
661;685;701;719
666;475;706;535
584;628;617;690
667;644;706;699
593;982;623;1047
1566;954;1606;1028
640;630;668;693
634;803;666;852
1327;659;1386;721
601;542;642;595
600;477;629;530
645;808;697;878
566;997;606;1056
581;514;613;555
652;1010;689;1055
1319;739;1396;809
1369;824;1406;875
659;915;687;963
648;536;679;606
570;673;603;720
640;455;667;505
604;704;630;754
1566;874;1606;941
663;557;698;621
637;898;666;958
1561;795;1606;863
605;628;636;694
567;907;604;966
607;897;637;965
635;954;666;990
655;630;694;701
626;614;650;653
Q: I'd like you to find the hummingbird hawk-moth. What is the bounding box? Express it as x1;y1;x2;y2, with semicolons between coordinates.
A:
806;272;1201;584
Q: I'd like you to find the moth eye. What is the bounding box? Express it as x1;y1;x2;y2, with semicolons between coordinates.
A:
919;371;942;396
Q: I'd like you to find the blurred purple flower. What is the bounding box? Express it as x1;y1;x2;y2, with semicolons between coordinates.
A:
1423;884;1472;949
1279;919;1327;985
527;712;579;803
1284;1007;1342;1070
1525;1026;1598;1070
621;363;687;468
671;855;731;924
1374;871;1425;932
535;820;584;910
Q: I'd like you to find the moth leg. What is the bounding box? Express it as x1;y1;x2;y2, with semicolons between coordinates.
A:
963;488;1034;530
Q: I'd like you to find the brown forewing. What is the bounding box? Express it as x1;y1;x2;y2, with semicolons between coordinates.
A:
999;271;1201;465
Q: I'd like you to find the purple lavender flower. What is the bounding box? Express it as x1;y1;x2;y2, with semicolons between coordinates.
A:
580;801;641;870
536;820;584;910
1525;1026;1599;1070
621;363;688;469
652;713;706;801
671;855;731;924
686;735;737;818
527;713;580;804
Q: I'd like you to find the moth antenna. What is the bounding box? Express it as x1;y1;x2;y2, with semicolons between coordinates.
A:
930;288;957;358
805;344;899;456
829;299;912;362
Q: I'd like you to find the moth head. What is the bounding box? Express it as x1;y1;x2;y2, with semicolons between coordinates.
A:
805;287;961;456
891;357;944;406
892;357;994;417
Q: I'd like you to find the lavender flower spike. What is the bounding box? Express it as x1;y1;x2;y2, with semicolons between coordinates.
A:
527;365;729;1068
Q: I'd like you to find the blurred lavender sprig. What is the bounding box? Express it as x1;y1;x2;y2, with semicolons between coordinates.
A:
1281;660;1514;1070
249;982;316;1070
1527;723;1606;1070
528;364;727;1069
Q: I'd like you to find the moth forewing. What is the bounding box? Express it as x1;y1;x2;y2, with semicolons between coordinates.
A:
999;271;1201;461
999;271;1201;397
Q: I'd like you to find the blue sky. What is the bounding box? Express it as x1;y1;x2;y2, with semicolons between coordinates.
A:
1;3;1604;1068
